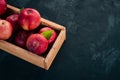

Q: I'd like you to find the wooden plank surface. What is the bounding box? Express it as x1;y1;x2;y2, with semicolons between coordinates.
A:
41;18;65;30
7;4;20;13
44;30;66;70
0;40;45;69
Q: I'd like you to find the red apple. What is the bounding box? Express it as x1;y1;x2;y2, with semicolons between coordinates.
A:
15;30;32;48
18;8;41;31
26;34;48;55
0;0;7;15
39;27;57;44
39;27;52;32
0;19;13;40
6;14;20;32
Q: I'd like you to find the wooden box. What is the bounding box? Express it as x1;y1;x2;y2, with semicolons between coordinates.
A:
0;4;66;70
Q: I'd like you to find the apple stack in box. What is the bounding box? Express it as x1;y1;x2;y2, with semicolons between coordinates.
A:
0;0;66;70
0;0;57;56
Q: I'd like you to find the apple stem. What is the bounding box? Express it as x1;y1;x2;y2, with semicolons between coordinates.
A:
27;11;31;14
2;22;4;25
33;41;39;47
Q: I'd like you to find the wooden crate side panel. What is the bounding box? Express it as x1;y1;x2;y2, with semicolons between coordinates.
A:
0;40;45;69
7;4;20;13
44;30;66;70
41;18;65;30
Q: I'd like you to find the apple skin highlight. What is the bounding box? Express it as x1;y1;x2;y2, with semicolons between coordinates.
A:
26;34;48;55
6;14;20;32
18;8;41;31
0;20;13;40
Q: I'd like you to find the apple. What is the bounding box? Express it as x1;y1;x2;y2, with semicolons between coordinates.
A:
0;0;7;15
6;14;20;32
26;34;48;55
18;8;41;31
15;30;32;48
0;19;13;40
39;27;57;44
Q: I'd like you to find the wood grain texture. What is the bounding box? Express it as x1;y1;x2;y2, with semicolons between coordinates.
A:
41;18;65;30
0;40;45;69
45;30;66;70
7;4;20;13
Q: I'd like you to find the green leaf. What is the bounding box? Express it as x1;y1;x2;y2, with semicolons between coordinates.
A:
41;30;53;40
